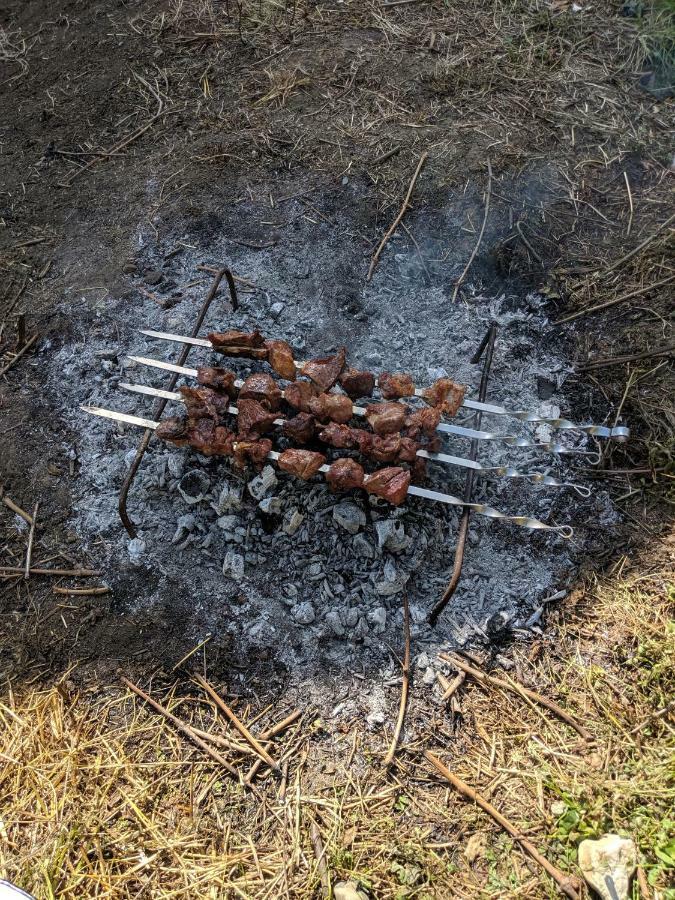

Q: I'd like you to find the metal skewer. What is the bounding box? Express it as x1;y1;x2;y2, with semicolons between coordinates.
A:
127;355;602;461
137;329;629;441
118;380;591;496
80;405;574;538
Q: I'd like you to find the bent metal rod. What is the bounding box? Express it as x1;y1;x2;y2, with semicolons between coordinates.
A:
137;329;630;441
80;405;574;539
118;380;591;496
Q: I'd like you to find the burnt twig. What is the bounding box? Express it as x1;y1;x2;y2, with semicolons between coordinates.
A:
425;751;582;900
309;819;331;898
384;593;411;768
451;157;492;302
429;323;497;625
0;489;33;525
244;708;303;783
23;502;39;579
0;332;39;378
577;343;675;372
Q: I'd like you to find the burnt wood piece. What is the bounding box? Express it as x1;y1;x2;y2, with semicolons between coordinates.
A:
300;348;346;391
239;373;282;411
196;366;237;397
363;466;411;505
404;406;442;439
208;329;269;360
265;339;296;381
278;449;326;480
365;401;408;435
422;377;466;417
233;438;272;470
339;367;376;399
180;385;232;423
325;458;365;492
284;380;319;413
308;392;353;424
282;412;316;444
378;372;415;399
237;399;279;440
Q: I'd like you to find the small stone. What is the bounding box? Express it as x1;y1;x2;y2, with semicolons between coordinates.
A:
422;666;436;685
143;269;164;285
258;496;282;515
375;520;410;553
217;514;241;533
333;503;366;534
127;537;146;565
269;301;285;319
325;609;345;637
366;709;385;727
248;466;278;500
578;835;636;900
333;881;368;900
291;601;315;625
178;470;210;505
222;551;245;581
353;533;376;558
282;508;304;536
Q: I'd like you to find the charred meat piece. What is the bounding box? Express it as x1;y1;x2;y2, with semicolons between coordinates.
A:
325;458;365;492
369;434;402;464
265;339;296;381
208;329;269;360
156;415;191;447
237;399;279;440
339;367;375;400
278;448;326;480
196;366;237;397
300;347;346;391
404;406;441;439
352;429;374;456
190;420;236;457
398;436;419;463
282;412;316;444
378;372;415;399
308;392;353;424
233;438;272;470
284;380;319;413
180;385;232;423
422;377;466;416
363;466;411;505
318;422;358;450
365;401;408;435
239;373;282;411
411;456;427;483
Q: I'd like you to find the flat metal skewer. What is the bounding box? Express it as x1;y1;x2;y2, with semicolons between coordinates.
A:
137;328;630;441
118;380;590;496
80;405;573;537
127;355;601;461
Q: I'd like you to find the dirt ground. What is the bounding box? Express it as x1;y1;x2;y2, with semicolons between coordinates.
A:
0;0;673;897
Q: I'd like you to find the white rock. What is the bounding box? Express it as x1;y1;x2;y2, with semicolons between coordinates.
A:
333;503;366;534
366;709;385;727
247;466;277;500
333;881;368;900
291;601;316;625
127;537;146;565
222;551;245;581
578;834;637;900
422;665;436;685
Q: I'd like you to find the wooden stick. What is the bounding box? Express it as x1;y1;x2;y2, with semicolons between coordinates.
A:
309;819;331;898
52;585;110;596
577;343;675;372
553;274;675;324
451;158;492;302
438;670;466;703
189;727;254;756
193;673;280;771
439;653;592;740
23;502;39;579
367;151;428;281
244;709;303;783
0;566;99;577
0;332;38;378
603;211;675;274
120;676;245;785
0;490;33;525
384;593;411;767
425;751;581;900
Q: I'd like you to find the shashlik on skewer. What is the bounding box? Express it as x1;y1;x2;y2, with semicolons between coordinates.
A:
80;403;574;536
138;328;630;440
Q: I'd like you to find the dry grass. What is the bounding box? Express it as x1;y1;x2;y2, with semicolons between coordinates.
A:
1;551;672;898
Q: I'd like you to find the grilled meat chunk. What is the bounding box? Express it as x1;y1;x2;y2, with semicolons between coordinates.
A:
265;339;296;381
196;366;237;397
239;373;282;411
278;448;326;480
308;392;353;424
300;347;346;391
237;399;279;440
365;401;408;435
422;377;466;416
190;420;236;457
325;458;365;492
339;367;375;399
369;434;402;463
363;466;411;505
156;415;191;447
208;329;269;360
398;436;419;463
284;380;319;413
378;372;415;399
352;429;373;456
180;385;232;423
318;422;358;450
233;438;272;470
282;412;316;444
404;406;441;439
